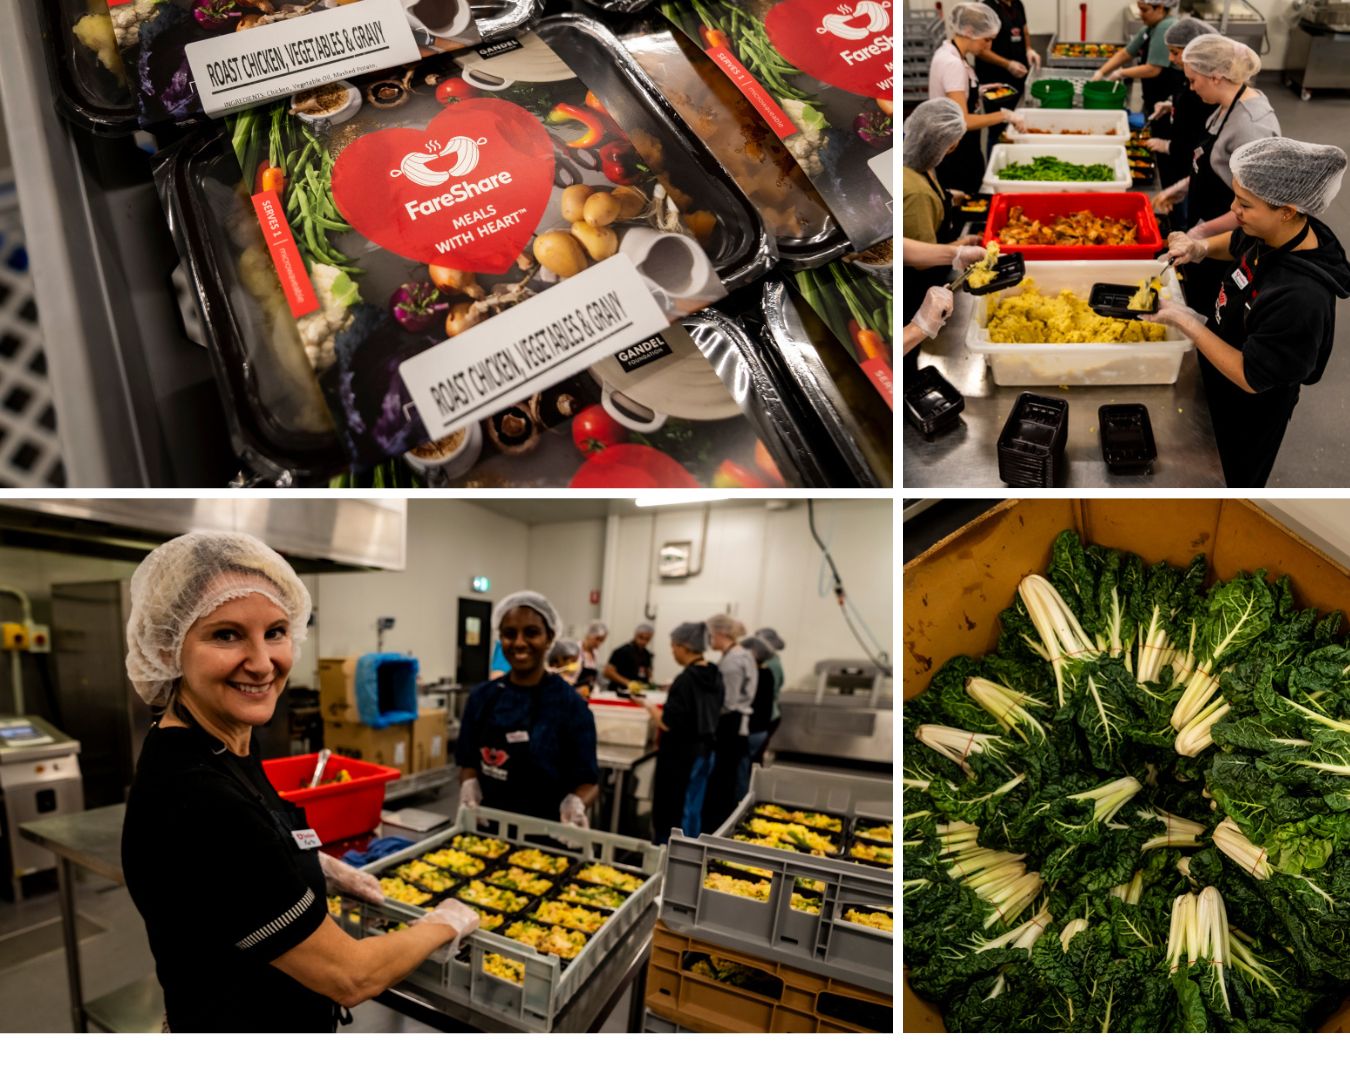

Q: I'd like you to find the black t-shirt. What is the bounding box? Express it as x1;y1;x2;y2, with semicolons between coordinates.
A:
973;0;1029;83
122;724;332;1032
748;668;777;735
662;661;723;751
605;642;654;690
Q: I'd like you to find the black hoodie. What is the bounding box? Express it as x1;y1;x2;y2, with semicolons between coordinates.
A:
1218;217;1350;394
663;660;724;752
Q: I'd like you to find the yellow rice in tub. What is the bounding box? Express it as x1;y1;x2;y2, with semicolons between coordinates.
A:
987;278;1167;344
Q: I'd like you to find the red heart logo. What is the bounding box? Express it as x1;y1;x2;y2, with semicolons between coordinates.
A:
764;0;895;100
482;747;509;768
332;98;554;273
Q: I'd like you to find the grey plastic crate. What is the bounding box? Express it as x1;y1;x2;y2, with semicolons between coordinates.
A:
643;1009;695;1033
659;764;893;994
356;806;663;1031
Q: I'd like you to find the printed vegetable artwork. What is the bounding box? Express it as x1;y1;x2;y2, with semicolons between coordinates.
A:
904;529;1350;1031
790;257;892;407
659;0;893;251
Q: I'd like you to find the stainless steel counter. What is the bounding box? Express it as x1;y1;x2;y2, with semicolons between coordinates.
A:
903;290;1226;487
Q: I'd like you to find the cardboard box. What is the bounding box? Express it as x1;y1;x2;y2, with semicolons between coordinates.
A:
413;709;448;774
322;717;411;772
902;498;1350;1033
318;657;359;723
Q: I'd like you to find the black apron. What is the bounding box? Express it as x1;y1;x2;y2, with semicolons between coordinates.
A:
1153;65;1189;186
172;703;348;1030
935;45;987;198
974;2;1028;147
1136;23;1168;115
1202;221;1312;487
903;172;963;372
472;678;564;821
1182;90;1244;317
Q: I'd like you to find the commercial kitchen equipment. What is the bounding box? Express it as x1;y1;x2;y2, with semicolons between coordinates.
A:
774;661;894;766
0;714;83;898
1284;4;1350;99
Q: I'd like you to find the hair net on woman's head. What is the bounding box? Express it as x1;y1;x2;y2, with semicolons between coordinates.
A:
547;639;581;667
584;620;608;638
492;591;560;636
670;622;708;653
635;622;655;636
125;530;311;707
755;627;786;651
1182;34;1261;82
1231;137;1349;215
949;2;999;38
741;636;775;664
706;613;737;638
1152;0;1182;9
902;98;967;173
1164;16;1216;48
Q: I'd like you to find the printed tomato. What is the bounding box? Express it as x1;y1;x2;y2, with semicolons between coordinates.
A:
435;78;480;106
571;405;628;456
570;445;698;488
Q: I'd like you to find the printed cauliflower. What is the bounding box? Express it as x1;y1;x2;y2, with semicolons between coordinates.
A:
297;264;358;373
109;0;159;50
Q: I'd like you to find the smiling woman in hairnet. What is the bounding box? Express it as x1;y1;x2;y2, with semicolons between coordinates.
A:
1146;137;1350;487
456;591;599;827
121;532;480;1033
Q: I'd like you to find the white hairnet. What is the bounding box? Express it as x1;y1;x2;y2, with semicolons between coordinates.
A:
548;639;581;666
635;622;655;636
492;590;560;636
741;636;776;664
706;613;737;638
1230;137;1349;215
1182;34;1261;83
949;3;999;38
125;530;311;707
756;627;786;651
903;98;967;173
1164;16;1216;48
584;620;608;638
671;622;709;652
1153;0;1181;9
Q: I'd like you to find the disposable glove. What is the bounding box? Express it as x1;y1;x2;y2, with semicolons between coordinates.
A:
952;244;988;271
1153;178;1189;214
1006;61;1028;78
1089;70;1105;82
458;777;482;810
1142;297;1208;338
560;793;589;828
1166;231;1208;266
1145;138;1170;154
1000;109;1027;132
318;852;385;906
1149;99;1173;122
417;897;481;947
912;286;955;339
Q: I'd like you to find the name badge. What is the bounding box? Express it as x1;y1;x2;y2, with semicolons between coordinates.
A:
291;828;322;850
1231;267;1250;289
505;730;530;744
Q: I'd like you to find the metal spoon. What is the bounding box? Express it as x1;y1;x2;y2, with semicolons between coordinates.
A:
308;748;332;789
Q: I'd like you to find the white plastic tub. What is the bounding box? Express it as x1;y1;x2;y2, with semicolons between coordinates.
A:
982;143;1130;193
1007;109;1129;145
966;259;1191;386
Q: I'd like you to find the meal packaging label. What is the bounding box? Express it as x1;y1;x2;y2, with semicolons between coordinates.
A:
659;0;894;251
790;258;893;409
111;0;482;124
225;32;729;466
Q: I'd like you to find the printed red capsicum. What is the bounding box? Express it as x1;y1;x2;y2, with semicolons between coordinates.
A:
599;141;641;185
254;160;285;195
583;90;625;136
547;102;608;149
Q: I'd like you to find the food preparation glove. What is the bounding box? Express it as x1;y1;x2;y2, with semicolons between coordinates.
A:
1145;138;1170;154
1000;109;1027;131
1006;61;1028;78
318;852;385;905
1166;231;1209;266
1142;297;1208;338
912;286;955;339
952;244;989;271
560;793;589;828
417;897;481;947
458;777;482;810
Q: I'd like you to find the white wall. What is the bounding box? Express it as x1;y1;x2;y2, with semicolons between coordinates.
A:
304;500;530;687
525;519;606;639
0;548;136;623
599;501;893;688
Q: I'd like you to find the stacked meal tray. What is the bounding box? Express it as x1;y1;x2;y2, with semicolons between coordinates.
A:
1045;40;1124;68
354;808;662;1031
661;764;893;994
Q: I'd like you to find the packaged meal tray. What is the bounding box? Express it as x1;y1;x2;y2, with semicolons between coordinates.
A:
573;862;646;893
455;879;534;913
846;840;893;869
507;847;572;875
485;865;556;896
738;815;841;855
156;20;783;484
449;832;512;859
379;875;434;906
42;0;139;135
532;898;611;934
482;951;526;985
657;0;893;253
502;917;590;962
850;818;892;845
105;0;542;126
750;801;844;833
394;858;461;893
840;905;893;934
612;18;847;269
422;847;487;877
554;880;629;910
759;279;892;487
700;867;824;913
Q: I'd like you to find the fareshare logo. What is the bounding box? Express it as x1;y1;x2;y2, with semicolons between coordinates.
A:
390;134;489;188
818;0;890;41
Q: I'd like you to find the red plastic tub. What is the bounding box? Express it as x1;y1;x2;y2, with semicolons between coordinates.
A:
981;193;1162;260
262;753;401;844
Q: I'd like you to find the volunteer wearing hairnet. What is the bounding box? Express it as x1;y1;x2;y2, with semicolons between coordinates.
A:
647;622;723;844
456;591;599;826
579;620;607;689
121;532;480;1033
702;614;758;832
1146;138;1350;487
972;1;1040;146
751;628;786;765
929;4;1026;197
547;638;584;687
603;622;656;692
1145;17;1218;200
1154;34;1278;315
1090;1;1179;115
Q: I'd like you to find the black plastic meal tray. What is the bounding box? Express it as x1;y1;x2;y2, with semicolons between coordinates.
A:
748;801;847;834
572;863;650;892
998;393;1068;487
1089;282;1158;320
904;365;965;437
966;253;1026;296
1098;403;1158;472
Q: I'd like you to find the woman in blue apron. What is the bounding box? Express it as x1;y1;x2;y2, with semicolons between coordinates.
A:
931;4;1023;197
1148;138;1350;487
121;532;479;1033
456;590;599;827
